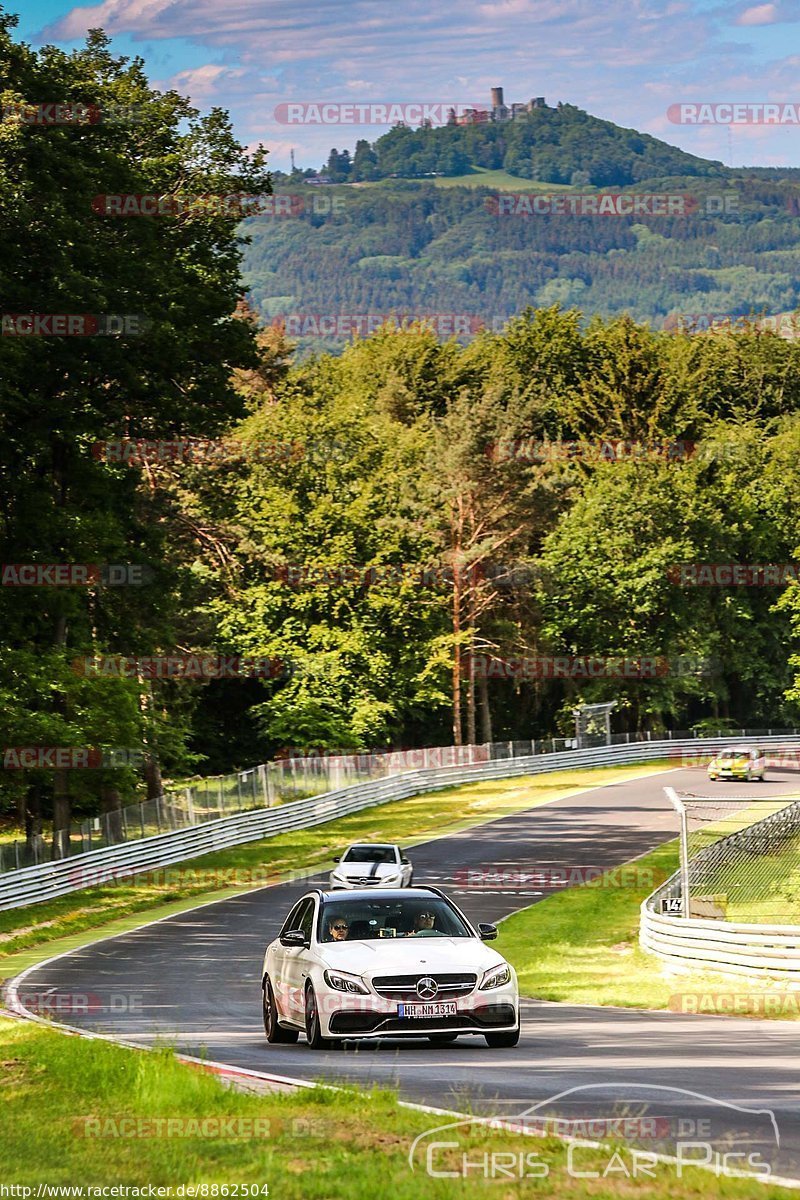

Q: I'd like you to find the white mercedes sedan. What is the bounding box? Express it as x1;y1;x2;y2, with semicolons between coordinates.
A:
329;842;413;889
261;886;520;1049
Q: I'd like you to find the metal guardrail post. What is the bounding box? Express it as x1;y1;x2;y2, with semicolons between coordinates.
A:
664;786;691;918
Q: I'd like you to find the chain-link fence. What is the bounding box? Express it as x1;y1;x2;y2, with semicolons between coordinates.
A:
0;768;267;873
664;778;800;924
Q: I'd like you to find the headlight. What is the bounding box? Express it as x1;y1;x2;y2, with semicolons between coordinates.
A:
381;874;402;885
323;969;369;995
331;871;346;881
479;964;512;991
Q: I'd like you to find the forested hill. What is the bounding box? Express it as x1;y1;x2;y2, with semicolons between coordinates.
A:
301;102;727;185
240;101;800;350
241;172;800;352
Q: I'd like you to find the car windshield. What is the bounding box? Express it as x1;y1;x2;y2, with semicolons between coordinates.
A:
341;845;396;863
719;749;751;760
319;897;472;942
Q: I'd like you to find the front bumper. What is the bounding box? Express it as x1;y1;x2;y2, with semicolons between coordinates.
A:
328;878;404;890
316;977;519;1039
327;1003;517;1038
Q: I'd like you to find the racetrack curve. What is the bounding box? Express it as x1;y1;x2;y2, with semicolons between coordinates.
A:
9;766;800;1182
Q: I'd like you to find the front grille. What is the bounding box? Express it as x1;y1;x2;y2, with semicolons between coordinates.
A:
371;972;477;999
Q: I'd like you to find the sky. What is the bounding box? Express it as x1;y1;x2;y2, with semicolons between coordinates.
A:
9;0;800;172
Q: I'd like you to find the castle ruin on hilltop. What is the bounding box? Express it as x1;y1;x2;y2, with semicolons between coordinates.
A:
452;87;549;125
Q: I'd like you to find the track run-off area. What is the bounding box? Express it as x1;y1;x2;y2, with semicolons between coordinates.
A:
8;765;800;1183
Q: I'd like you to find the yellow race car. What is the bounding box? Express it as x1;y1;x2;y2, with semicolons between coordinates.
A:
707;746;766;782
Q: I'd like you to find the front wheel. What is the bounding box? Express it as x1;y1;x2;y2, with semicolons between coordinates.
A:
263;978;298;1044
485;1027;520;1048
305;984;331;1049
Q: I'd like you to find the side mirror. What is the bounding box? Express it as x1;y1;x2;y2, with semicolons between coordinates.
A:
280;929;308;947
333;855;340;862
401;856;410;865
478;922;497;941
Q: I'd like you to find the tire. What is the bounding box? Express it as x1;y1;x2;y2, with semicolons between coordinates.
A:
485;1026;520;1048
407;871;414;887
304;983;331;1050
428;1033;458;1045
263;978;298;1044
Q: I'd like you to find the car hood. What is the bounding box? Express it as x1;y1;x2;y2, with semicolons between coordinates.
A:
319;937;506;975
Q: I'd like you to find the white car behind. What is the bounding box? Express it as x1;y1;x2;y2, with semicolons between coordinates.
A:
329;842;413;889
261;886;520;1048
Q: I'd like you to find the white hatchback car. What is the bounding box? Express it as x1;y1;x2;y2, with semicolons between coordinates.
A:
261;886;520;1049
329;842;413;890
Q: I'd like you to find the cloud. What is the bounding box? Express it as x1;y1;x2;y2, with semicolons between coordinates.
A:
168;63;244;100
736;3;779;24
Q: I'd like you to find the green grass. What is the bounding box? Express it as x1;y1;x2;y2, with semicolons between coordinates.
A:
1;1015;794;1195
429;168;573;191
0;761;672;976
697;833;800;925
497;840;800;1019
352;168;574;191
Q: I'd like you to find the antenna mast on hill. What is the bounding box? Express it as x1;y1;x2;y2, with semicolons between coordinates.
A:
290;148;295;172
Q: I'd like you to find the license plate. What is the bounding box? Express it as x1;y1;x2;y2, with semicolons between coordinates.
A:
397;1001;457;1018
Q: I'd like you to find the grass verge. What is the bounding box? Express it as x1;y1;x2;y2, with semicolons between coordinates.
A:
498;839;800;1019
0;761;671;977
0;1015;794;1195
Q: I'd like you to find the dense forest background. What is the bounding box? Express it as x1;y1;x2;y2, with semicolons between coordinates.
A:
3;13;800;846
243;172;800;350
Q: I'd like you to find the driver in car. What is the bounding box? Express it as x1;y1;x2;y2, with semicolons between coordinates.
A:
409;910;437;936
328;917;350;941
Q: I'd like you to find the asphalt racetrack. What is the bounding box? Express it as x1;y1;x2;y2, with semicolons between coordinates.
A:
11;766;800;1182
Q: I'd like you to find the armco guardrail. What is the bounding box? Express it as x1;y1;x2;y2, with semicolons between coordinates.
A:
640;905;800;977
641;769;800;978
4;733;800;913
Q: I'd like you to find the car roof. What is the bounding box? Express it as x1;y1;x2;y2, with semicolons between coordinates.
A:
343;842;398;849
318;886;440;902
